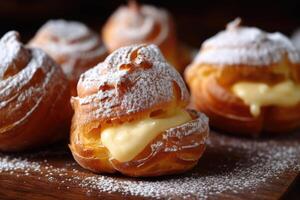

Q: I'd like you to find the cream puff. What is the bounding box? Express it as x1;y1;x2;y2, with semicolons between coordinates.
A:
0;31;71;151
185;18;300;137
29;19;107;95
102;1;188;73
70;44;209;177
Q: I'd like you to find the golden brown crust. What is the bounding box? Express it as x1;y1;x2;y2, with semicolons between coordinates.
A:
0;31;72;151
29;20;108;95
185;60;300;137
70;44;209;176
70;110;209;177
101;1;186;72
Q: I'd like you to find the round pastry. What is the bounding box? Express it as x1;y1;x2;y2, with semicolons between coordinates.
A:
102;1;186;72
69;44;209;177
185;18;300;137
0;31;72;151
29;19;107;95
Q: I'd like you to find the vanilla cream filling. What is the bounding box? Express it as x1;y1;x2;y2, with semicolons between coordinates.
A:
100;109;191;162
232;80;300;117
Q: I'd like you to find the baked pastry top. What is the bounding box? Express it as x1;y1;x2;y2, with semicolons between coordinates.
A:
30;19;107;94
195;18;300;66
70;44;209;176
0;31;72;151
102;1;183;71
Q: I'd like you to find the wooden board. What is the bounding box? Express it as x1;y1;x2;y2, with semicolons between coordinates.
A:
0;131;299;200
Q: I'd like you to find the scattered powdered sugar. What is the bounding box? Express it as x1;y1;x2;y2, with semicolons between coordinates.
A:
0;156;41;173
78;134;300;199
195;18;300;66
0;133;299;199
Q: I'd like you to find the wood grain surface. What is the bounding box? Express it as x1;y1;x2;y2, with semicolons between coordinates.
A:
0;131;299;200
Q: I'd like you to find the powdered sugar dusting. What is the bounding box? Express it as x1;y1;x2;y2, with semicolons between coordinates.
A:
72;44;189;124
165;111;208;139
1;133;299;199
0;156;41;173
160;111;209;153
103;3;171;52
30;19;105;56
195;19;300;66
0;31;67;135
29;19;107;78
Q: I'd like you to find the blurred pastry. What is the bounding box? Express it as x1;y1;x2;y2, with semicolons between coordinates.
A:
291;28;300;52
102;1;187;72
0;31;72;151
70;44;209;177
30;19;107;95
185;18;300;136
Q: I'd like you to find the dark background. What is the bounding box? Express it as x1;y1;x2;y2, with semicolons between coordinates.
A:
0;0;300;46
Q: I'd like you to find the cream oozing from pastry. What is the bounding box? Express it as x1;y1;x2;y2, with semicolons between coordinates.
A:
100;108;191;162
232;80;300;117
